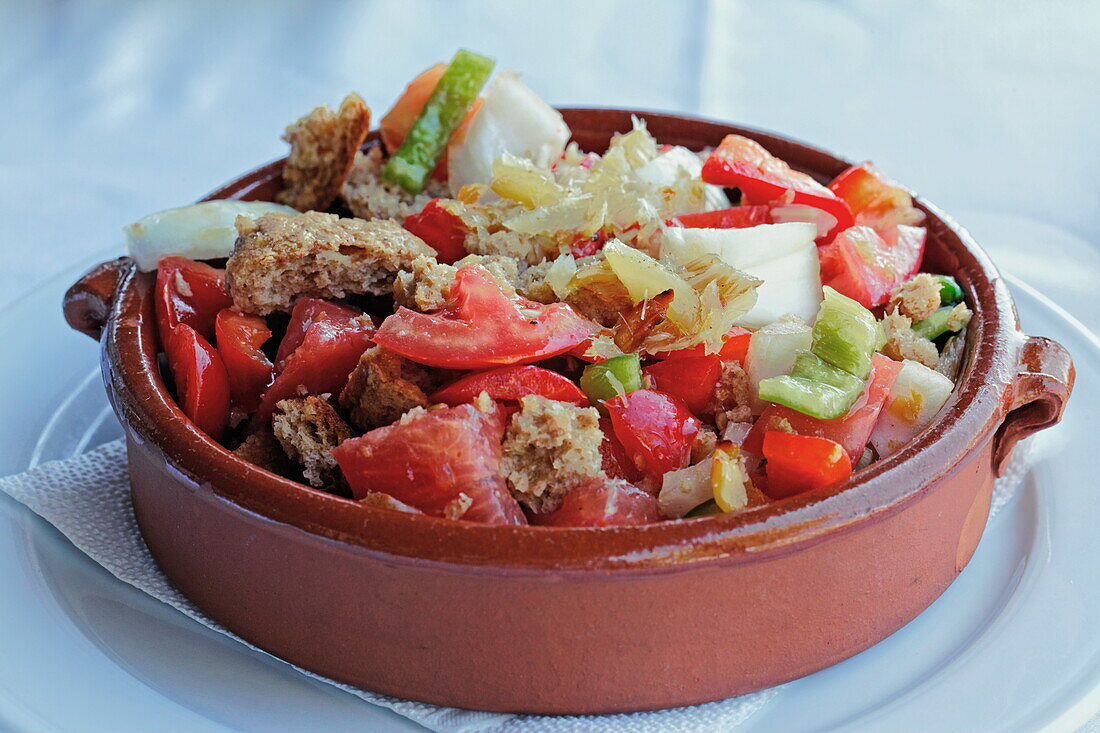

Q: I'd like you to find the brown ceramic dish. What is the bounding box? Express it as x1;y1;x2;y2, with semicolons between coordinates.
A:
64;109;1074;714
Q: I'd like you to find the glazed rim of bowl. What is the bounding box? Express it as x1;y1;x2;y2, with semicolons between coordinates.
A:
104;108;1023;573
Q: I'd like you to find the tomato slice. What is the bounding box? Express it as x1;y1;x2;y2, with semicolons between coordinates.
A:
671;206;772;229
255;317;375;421
818;224;926;308
570;230;607;258
598;417;643;483
642;356;723;418
701;135;853;240
604;390;701;478
762;432;852;499
430;365;587;407
274;298;364;372
653;326;751;362
829;162;924;232
373;265;597;369
165;324;231;441
214;308;274;414
402;199;469;264
745;353;903;463
154;256;233;350
332;403;526;525
533;477;659;527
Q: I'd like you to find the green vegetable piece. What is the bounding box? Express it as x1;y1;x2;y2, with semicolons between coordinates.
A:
758;375;860;420
811;287;879;379
381;49;495;194
580;354;643;410
934;275;965;306
912;307;960;341
790;350;865;395
686;499;722;518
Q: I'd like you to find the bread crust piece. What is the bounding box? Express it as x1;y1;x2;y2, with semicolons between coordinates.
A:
272;396;354;490
339;345;432;431
233;424;296;476
888;273;941;322
276;94;371;212
500;395;604;513
712;361;753;430
392;253;521;312
881;310;939;368
226;211;435;315
341;146;448;223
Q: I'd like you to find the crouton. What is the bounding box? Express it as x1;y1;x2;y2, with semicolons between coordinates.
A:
564;257;634;327
945;302;972;331
889;273;941;321
271;396;354;490
340;146;448;223
444;198;557;264
233;425;295;476
392;254;520;312
226;211;434;315
500;395;604;513
712;361;753;430
338;346;432;431
690;425;718;464
515;259;558;304
881;311;939;368
276;94;371;212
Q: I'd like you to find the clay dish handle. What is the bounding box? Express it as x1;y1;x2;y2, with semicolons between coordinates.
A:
63;257;133;341
992;335;1075;476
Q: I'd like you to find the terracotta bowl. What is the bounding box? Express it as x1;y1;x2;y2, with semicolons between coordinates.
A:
63;109;1074;715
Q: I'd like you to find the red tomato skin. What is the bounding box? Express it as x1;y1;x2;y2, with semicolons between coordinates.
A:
255;318;374;421
819;225;926;308
154;257;233;350
745;354;903;463
214;308;274;414
332;403;525;525
570;230;607;258
165;324;231;441
430;365;587;407
403;199;469;264
373;265;598;369
604;390;701;479
642;356;723;417
701;135;853;240
671;206;772;229
762;432;852;499
598;418;644;483
533;477;660;527
654;327;751;363
274;298;364;372
829;162;924;231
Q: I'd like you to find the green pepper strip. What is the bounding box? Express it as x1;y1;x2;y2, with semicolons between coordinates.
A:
580;353;642;412
912;306;961;341
934;275;965;306
381;49;495;194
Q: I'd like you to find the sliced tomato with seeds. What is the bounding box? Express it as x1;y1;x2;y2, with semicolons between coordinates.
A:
255;316;375;421
154;256;233;350
273;298;364;372
332;403;525;525
214;308;274;414
165;324;231;441
402;199;469;264
761;432;852;499
430;365;587;407
533;477;659;527
642;356;723;418
701;135;853;240
373;265;597;369
604;389;700;478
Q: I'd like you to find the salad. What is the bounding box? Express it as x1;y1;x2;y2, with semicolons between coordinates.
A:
126;50;972;527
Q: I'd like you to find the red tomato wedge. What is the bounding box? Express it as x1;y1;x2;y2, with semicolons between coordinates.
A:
274;298;364;372
154;256;233;350
430;365;587;407
214;308;274;414
165;324;231;441
642;356;723;417
829;162;924;231
402;199;469;264
818;224;925;308
604;390;701;478
761;432;852;499
255;317;375;421
373;265;597;369
570;230;607;258
598;417;643;483
653;326;751;362
533;477;659;527
671;205;772;229
701;135;853;240
332;403;526;525
745;353;903;463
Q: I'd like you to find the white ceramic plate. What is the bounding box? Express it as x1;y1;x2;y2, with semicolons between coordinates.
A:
0;256;1097;733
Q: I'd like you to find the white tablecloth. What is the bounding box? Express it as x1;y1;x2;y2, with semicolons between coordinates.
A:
1;0;1097;729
